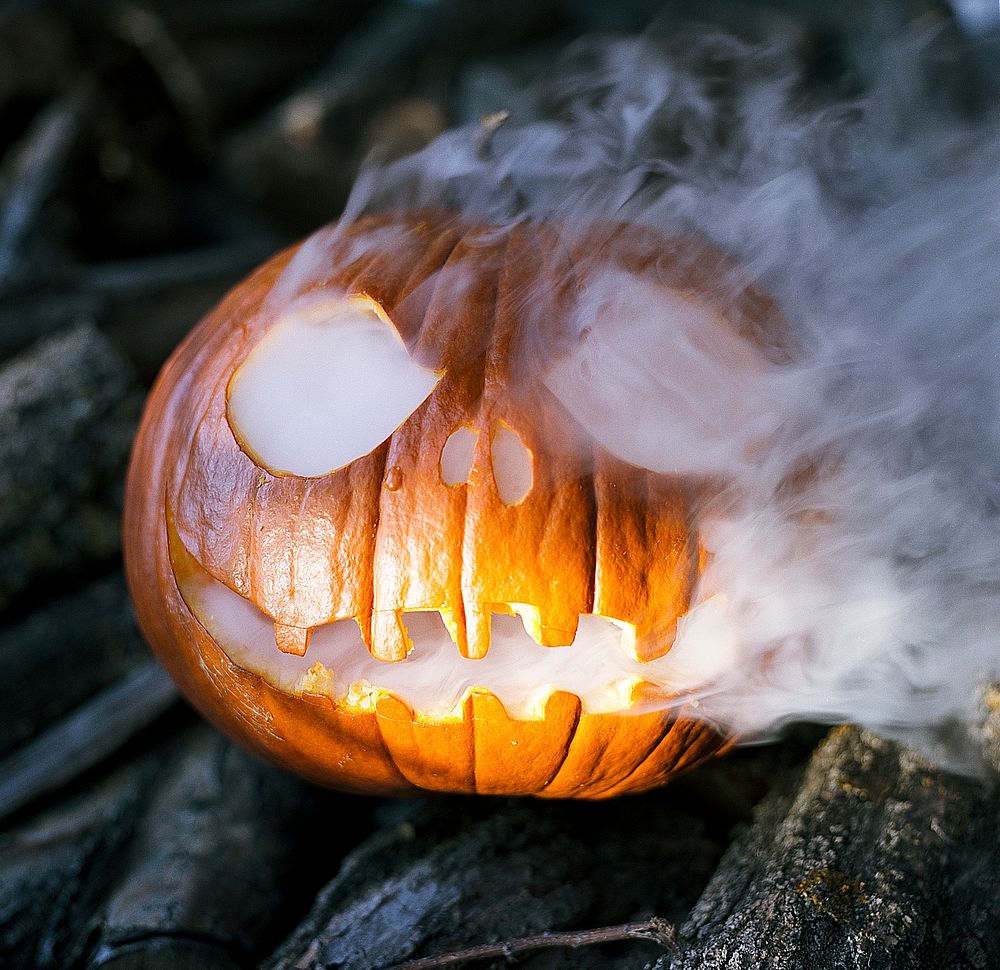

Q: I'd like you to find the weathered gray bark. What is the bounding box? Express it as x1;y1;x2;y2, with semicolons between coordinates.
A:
0;289;103;363
662;726;1000;970
266;791;726;970
0;95;83;291
978;684;1000;775
0;573;150;757
0;758;153;970
83;727;361;970
224;0;560;230
0;324;143;615
0;663;178;822
91;236;279;381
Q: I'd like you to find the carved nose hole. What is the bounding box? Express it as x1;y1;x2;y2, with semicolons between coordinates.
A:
440;426;478;486
491;424;533;506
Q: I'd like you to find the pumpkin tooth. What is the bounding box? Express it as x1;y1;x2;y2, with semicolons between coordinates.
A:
634;626;677;663
605;618;639;661
274;622;311;656
511;602;580;648
437;607;469;656
370;610;411;662
462;604;491;660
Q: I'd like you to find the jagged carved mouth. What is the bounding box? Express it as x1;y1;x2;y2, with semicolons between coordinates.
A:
169;526;734;720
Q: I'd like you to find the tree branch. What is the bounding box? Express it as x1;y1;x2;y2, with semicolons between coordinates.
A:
383;917;678;970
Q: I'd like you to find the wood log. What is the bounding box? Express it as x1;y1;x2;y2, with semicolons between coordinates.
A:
662;726;1000;970
979;683;1000;775
0;95;84;291
223;0;561;231
265;789;725;970
0;758;154;970
82;727;365;970
0;662;178;823
0;573;150;758
0;289;103;363
0;324;143;616
90;236;281;380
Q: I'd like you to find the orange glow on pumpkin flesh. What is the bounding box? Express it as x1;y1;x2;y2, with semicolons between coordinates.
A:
123;211;787;798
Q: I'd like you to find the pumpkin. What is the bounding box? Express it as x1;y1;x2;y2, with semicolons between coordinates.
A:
124;211;784;798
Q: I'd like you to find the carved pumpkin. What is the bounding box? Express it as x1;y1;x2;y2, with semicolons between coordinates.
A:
124;211;784;797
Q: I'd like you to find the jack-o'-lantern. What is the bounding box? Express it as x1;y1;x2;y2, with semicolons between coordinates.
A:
124;211;785;798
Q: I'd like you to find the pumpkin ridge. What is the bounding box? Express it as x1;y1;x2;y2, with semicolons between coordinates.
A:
432;224;501;649
179;395;256;597
323;222;452;640
286;478;316;605
536;695;583;793
367;398;400;649
549;222;601;620
623;717;686;787
589;713;676;798
360;441;389;649
457;225;510;656
596;716;714;798
367;221;468;650
550;226;602;625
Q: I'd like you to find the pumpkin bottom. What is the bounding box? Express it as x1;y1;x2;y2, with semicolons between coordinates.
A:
266;685;732;798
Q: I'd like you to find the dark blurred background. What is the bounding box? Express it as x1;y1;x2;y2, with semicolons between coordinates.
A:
2;0;997;379
2;2;1000;969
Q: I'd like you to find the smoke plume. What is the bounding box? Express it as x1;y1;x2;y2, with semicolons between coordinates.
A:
275;17;1000;768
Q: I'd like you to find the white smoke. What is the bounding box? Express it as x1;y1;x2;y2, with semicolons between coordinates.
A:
287;21;1000;767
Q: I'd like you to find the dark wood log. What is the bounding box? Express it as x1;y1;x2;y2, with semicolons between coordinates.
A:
108;3;214;151
61;0;374;135
0;758;154;970
265;788;726;970
0;286;104;361
0;662;178;822
0;289;103;363
662;726;1000;970
222;0;457;230
0;324;144;616
223;0;561;232
89;236;282;380
0;6;76;110
0;95;84;291
0;572;151;758
979;683;1000;775
82;727;366;970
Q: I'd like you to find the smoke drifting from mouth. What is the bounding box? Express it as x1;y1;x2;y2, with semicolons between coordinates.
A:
278;20;1000;767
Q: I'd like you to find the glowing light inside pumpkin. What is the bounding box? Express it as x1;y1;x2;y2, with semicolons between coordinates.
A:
176;539;728;718
227;294;441;477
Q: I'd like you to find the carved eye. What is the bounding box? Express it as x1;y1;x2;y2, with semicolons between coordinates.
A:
227;294;441;477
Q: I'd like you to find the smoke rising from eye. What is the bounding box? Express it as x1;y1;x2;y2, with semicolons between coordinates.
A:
283;20;1000;767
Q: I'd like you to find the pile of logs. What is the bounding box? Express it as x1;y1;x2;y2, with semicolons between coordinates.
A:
2;2;998;968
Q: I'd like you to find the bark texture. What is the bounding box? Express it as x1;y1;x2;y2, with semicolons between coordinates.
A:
0;324;143;616
83;728;366;970
0;573;150;757
662;726;1000;970
267;792;724;970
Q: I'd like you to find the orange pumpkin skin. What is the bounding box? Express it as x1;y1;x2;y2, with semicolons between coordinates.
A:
124;211;783;798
